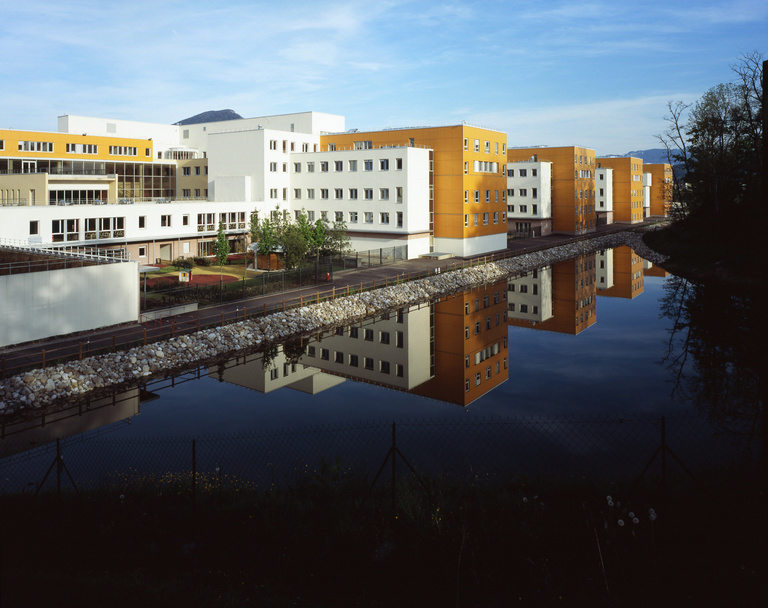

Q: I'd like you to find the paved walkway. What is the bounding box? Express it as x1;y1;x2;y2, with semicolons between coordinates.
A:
0;221;657;377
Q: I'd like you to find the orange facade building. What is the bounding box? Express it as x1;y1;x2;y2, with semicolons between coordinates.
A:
644;163;673;217
597;246;644;299
507;146;596;235
320;125;508;257
596;157;644;223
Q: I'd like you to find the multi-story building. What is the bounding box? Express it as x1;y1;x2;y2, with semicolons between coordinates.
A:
595;167;614;226
507;147;596;235
643;163;673;217
319;125;509;257
596;157;644;223
506;160;553;236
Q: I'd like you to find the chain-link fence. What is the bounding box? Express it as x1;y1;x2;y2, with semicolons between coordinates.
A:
1;413;760;497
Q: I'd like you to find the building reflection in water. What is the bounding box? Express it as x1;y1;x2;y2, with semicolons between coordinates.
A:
0;388;152;459
213;282;511;407
597;245;644;299
507;253;597;335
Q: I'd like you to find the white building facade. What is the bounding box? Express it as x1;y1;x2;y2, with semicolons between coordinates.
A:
506;161;552;237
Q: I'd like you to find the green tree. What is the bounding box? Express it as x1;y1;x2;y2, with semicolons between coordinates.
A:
657;52;763;234
281;223;308;269
213;221;230;283
323;219;352;258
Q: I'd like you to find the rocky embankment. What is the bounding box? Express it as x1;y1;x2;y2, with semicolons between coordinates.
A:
0;232;665;414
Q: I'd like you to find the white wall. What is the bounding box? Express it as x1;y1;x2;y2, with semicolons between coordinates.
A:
506;161;552;220
0;260;139;347
596;168;613;212
434;232;507;258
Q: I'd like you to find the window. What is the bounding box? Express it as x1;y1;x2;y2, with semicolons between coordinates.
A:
364;188;373;200
29;220;39;235
335;211;343;222
335;188;343;199
380;331;390;345
270;189;278;199
334;351;344;364
485;190;490;203
397;212;403;228
464;138;468;151
364;357;374;371
349;211;358;223
139;216;146;229
307;162;315;173
321;189;329;199
380;159;389;170
464;214;468;227
483;212;489;225
396;158;402;170
365;212;373;223
182;189;191;198
349;354;359;367
183;215;189;226
183;167;191;176
320;161;329;172
380;212;390;224
349;160;357;171
349;188;358;199
269;140;277;150
464;191;469;205
321;348;330;361
294;189;302;199
474;139;480;152
282;163;287;172
335;160;343;172
364;159;373;171
294;162;301;173
321;211;328;221
161;215;171;227
532;168;537;177
195;166;201;175
269;162;277;172
474;191;480;204
532;204;538;215
532;188;538;199
519;189;527;197
307;189;315;199
493;212;499;224
396;187;403;203
464;162;469;175
519;169;527;177
474;213;478;226
485;141;490;153
380;188;389;200
138;246;146;257
380;361;390;374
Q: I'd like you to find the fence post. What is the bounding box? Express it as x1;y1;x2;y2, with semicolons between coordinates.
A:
112;336;116;352
41;349;46;370
391;422;397;518
661;416;667;500
143;328;147;345
221;312;224;327
192;438;197;510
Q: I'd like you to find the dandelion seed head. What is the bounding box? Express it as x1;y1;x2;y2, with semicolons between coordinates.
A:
628;511;635;518
607;500;614;507
632;517;639;524
649;513;657;522
606;495;612;502
618;519;625;526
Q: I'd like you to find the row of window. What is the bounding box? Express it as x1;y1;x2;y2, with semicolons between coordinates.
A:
289;209;404;227
507;188;538;198
181;166;207;176
464;189;505;204
291;158;405;173
286;186;404;202
464;311;507;338
65;143;99;154
508;204;539;215
465;356;508;392
269;140;316;153
464;138;506;155
180;188;207;198
109;146;138;157
464;212;504;227
464;290;506;315
508;302;540;315
508;168;538;178
34;212;242;237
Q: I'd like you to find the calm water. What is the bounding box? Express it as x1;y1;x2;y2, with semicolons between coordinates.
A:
2;246;760;488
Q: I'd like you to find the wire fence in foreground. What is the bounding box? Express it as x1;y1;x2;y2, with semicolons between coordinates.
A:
1;413;761;500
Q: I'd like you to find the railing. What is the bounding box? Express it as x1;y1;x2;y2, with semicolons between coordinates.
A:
0;238;131;265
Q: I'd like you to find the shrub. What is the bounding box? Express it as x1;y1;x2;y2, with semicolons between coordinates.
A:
172;257;193;271
193;256;211;266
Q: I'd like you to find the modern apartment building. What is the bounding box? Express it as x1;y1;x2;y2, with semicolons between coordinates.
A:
319;125;509;257
595;157;644;223
507;147;597;235
643;163;673;217
596;246;644;299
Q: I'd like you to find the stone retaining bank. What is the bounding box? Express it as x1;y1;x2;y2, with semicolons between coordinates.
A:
0;232;666;414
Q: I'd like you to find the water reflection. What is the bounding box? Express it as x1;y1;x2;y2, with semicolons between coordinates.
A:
659;274;763;431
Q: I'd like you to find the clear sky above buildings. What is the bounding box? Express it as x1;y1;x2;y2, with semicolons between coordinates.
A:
2;0;765;156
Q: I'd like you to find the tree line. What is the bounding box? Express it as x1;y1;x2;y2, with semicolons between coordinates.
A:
657;51;764;241
249;209;351;269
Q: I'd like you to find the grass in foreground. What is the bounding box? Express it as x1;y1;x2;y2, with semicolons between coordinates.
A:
1;467;764;607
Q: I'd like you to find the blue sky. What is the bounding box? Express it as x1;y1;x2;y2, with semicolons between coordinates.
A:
2;0;765;155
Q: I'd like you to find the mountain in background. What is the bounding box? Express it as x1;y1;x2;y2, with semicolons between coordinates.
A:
175;109;243;125
601;148;671;164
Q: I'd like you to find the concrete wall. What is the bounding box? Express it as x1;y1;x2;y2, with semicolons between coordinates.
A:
0;260;139;347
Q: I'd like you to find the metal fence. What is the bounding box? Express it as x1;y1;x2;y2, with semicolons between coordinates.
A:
1;410;760;498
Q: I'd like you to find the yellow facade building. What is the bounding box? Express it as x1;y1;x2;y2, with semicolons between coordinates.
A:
320;125;509;257
507;146;596;235
596;157;644;223
597;246;644;299
644;163;673;217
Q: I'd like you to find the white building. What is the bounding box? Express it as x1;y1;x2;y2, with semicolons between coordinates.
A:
506;268;554;324
506;161;552;237
595;167;614;226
